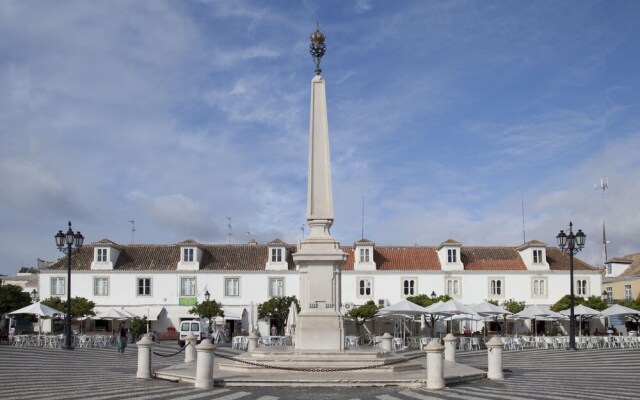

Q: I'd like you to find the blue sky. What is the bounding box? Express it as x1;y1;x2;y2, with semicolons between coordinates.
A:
1;0;639;276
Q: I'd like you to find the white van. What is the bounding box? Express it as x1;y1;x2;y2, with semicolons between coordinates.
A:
178;320;212;347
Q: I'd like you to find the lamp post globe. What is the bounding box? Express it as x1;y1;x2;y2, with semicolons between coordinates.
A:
55;221;84;350
556;221;585;351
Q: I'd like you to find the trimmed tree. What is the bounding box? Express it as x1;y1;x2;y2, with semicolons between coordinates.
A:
258;295;299;335
188;299;224;333
346;300;379;338
41;296;96;319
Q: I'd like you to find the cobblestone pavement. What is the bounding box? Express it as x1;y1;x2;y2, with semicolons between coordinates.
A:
1;342;638;399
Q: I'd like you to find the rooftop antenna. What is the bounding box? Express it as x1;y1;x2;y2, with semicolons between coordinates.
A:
300;223;306;240
226;217;232;244
128;220;135;244
521;196;526;244
361;195;365;240
595;178;609;267
245;230;254;242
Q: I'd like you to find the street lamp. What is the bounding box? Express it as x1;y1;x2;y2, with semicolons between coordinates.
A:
55;221;84;350
204;290;210;302
556;221;586;351
30;289;38;303
430;291;437;300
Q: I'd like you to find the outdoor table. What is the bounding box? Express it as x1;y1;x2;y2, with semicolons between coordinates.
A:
345;335;360;348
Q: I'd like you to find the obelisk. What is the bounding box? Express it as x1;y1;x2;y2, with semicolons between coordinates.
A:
293;25;347;351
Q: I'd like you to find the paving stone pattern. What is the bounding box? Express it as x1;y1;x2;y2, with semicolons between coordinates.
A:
0;343;638;399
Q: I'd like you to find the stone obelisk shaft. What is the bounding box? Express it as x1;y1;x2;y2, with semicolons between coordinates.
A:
293;74;347;351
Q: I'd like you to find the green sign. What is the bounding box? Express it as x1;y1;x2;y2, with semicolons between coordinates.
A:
179;297;197;306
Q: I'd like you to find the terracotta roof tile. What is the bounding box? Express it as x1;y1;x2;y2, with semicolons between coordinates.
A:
462;247;527;270
42;244;297;272
618;253;640;277
546;247;596;271
342;246;440;271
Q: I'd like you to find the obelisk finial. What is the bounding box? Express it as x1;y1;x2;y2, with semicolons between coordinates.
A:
309;23;326;75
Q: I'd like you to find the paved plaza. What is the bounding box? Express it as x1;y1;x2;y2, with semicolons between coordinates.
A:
0;342;639;399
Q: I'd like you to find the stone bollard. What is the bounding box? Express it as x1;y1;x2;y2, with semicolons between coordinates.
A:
486;335;504;380
184;332;197;363
247;332;259;352
136;334;155;379
195;339;217;389
380;332;393;353
425;338;445;390
443;333;457;362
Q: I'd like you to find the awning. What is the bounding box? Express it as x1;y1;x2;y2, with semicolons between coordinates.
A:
222;307;247;320
125;306;164;321
162;306;195;319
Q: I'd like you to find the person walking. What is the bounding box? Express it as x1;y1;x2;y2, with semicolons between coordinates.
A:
117;322;128;354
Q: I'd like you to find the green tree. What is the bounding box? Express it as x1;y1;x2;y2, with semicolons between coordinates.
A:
258;295;299;334
406;294;452;337
188;299;224;333
501;299;526;314
550;295;585;312
346;300;379;337
40;296;95;319
0;284;31;316
128;317;148;340
583;295;608;311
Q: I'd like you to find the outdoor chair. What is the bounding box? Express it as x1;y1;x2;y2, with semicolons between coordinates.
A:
470;337;481;351
512;337;524;350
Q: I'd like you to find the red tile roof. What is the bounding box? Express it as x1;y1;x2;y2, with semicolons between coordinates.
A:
42;241;598;273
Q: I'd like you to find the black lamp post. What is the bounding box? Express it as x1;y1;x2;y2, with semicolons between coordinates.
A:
556;221;586;351
30;289;38;303
55;221;84;350
204;290;211;302
430;291;437;300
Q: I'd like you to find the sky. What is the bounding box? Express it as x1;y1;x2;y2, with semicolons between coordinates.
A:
1;0;639;276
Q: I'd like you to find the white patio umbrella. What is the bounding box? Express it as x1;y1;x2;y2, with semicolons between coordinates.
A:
9;302;65;318
470;301;512;336
378;300;430;341
425;300;479;334
558;304;602;337
600;304;640;331
286;301;298;336
9;302;65;335
512;305;565;336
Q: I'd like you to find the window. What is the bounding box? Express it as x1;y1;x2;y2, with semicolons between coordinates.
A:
51;277;65;295
271;248;282;262
93;277;109;296
97;248;107;262
446;278;460;297
625;285;632;300
533;249;543;264
576;279;588;296
360;248;370;263
358;278;372;296
533;279;547;296
606;264;612;274
490;279;503;296
403;278;416;296
183;248;194;262
447;249;457;263
138;278;151;296
180;277;196;296
606;286;613;301
269;278;284;297
225;278;239;296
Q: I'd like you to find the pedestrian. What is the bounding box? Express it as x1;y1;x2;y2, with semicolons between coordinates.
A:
117;322;128;354
271;324;277;336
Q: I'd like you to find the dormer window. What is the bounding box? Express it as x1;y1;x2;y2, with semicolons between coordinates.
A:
183;248;194;262
533;249;543;264
447;249;457;263
360;248;370;263
271;248;282;263
97;248;107;262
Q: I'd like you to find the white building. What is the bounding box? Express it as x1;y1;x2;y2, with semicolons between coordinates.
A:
39;236;601;336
